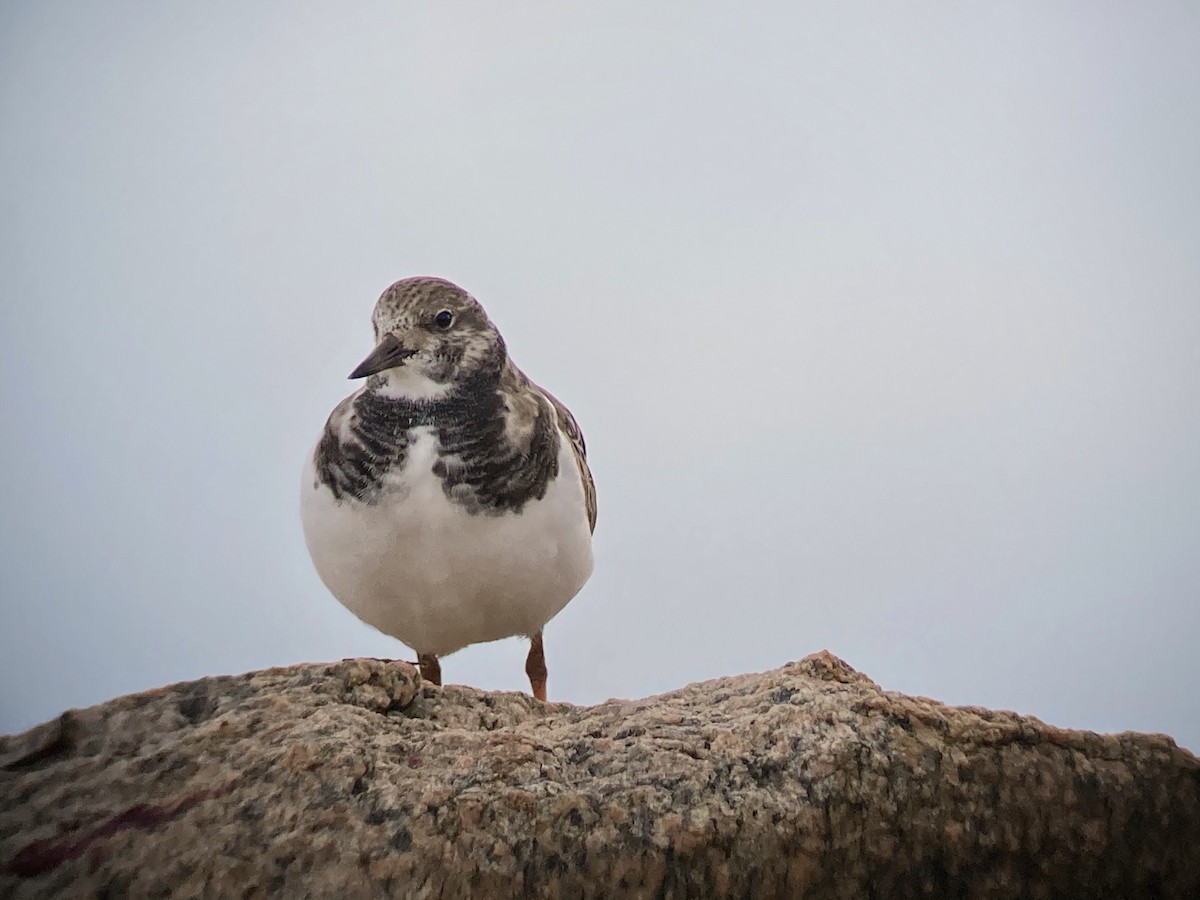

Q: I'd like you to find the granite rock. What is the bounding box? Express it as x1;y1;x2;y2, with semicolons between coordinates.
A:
1;652;1197;898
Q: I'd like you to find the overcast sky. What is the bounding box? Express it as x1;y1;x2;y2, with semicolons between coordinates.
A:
2;3;1198;752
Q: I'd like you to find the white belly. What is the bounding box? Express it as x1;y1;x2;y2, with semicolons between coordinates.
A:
300;429;594;656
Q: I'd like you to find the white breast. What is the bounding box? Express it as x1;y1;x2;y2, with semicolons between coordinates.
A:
300;428;594;656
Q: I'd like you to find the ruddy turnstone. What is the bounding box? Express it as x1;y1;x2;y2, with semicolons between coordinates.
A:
300;277;596;701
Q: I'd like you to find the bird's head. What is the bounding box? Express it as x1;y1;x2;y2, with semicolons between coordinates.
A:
349;277;505;399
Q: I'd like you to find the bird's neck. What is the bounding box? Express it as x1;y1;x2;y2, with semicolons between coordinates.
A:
369;367;456;403
362;363;504;422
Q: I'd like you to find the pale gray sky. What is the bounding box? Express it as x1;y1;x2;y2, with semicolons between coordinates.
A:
2;3;1198;751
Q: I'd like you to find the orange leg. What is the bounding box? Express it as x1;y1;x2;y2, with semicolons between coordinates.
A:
418;653;441;686
525;631;548;702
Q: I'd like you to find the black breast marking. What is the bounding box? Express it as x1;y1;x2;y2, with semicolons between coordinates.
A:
430;385;560;516
314;368;561;515
314;393;421;503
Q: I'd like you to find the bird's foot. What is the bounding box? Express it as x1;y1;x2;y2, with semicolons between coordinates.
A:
525;631;548;702
417;653;442;687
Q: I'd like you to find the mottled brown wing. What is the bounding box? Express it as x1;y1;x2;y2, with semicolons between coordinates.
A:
537;387;596;533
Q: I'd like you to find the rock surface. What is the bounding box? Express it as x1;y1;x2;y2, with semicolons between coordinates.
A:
1;652;1197;899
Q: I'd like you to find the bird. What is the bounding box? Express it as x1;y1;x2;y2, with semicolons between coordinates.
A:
300;276;596;701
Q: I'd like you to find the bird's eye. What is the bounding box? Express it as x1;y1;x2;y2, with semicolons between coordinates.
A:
434;310;454;329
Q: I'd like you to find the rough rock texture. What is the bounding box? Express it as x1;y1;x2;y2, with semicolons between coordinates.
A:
1;652;1197;899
